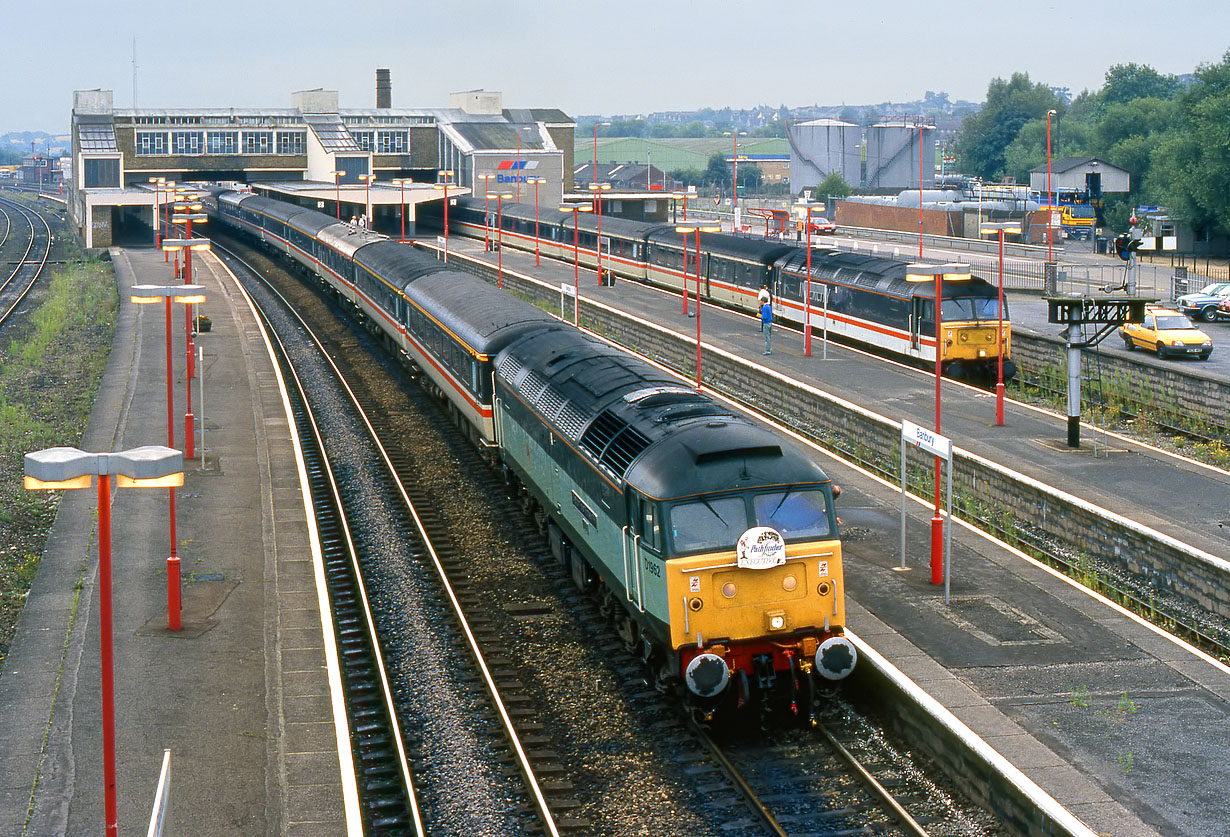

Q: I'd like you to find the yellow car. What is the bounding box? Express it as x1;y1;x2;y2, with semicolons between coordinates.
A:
1120;308;1213;360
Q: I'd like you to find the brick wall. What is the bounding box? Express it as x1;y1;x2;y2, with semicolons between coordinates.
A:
835;202;964;237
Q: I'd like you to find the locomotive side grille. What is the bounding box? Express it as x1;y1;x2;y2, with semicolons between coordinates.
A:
580;410;652;477
556;405;586;439
536;387;566;419
497;354;524;382
521;371;548;403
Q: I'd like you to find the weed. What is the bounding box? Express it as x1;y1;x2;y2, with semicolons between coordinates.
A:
1069;684;1089;707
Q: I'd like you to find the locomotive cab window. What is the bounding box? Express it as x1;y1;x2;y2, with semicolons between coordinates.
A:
753;489;831;539
630;493;661;552
670;496;747;554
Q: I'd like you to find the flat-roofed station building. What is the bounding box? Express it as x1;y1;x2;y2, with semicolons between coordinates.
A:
69;79;575;249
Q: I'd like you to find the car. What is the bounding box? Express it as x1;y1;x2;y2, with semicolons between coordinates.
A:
807;217;837;235
1219;296;1230;318
1174;282;1230;322
1119;307;1213;360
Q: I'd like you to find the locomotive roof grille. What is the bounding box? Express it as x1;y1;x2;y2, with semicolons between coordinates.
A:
657;404;734;423
556;405;587;439
580;410;652;477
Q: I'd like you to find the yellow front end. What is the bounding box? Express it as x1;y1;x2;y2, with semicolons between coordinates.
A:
942;322;1010;365
665;539;844;651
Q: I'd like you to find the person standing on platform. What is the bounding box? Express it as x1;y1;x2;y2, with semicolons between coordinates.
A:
760;290;773;355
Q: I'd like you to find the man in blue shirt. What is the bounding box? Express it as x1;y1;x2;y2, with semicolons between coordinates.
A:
759;291;773;355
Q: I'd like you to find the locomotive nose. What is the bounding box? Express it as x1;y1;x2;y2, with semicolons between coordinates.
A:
814;636;857;680
685;652;731;697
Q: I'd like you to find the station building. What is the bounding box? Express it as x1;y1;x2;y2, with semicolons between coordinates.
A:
68;80;576;249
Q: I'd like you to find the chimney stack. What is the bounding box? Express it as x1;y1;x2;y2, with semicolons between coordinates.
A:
376;68;391;109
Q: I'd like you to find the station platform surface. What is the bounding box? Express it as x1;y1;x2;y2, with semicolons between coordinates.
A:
2;235;1227;837
0;247;347;835
440;233;1230;836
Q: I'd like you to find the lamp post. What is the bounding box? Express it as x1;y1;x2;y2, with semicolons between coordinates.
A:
527;177;545;264
588;181;612;285
130;281;206;633
495;192;512;288
478;173;495;250
559;205;592;322
978;222;1020;426
331;170;345;220
159;181;176;261
731;131;746;227
392;178;411;241
25;445;184;837
918;122;925;259
803;203;821;357
592;121;610;191
359;173;375;229
676;221;722;391
164;224;208;461
1046;109;1057;262
433;170;453;263
148;177;166;249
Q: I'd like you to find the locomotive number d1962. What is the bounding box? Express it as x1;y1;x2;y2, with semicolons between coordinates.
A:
643;557;662;578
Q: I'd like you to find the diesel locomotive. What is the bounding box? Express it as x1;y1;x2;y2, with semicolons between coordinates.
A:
431;197;1015;380
214;190;858;719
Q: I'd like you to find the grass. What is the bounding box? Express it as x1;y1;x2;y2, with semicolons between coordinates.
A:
0;255;117;670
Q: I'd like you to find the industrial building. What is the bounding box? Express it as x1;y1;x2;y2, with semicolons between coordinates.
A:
787;118;860;196
68;76;575;249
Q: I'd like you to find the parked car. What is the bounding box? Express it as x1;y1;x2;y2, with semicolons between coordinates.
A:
1219;296;1230;318
1120;307;1213;360
807;217;837;235
1175;282;1230;322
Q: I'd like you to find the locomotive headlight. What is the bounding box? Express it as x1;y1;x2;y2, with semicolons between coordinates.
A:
959;332;969;342
782;575;798;592
688;597;704;612
766;610;787;631
721;582;737;598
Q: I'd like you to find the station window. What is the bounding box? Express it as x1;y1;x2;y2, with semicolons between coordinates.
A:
83;158;119;188
243;132;273;155
276;132;305;155
352;132;374;152
376;131;408;154
136;132;167;155
206;132;238;155
171;132;203;155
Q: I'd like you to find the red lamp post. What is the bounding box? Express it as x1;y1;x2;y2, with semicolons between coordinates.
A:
731;131;745;227
148;177;166;249
1046;109;1057;262
131;281;206;631
676;221;721;391
160;181;176;261
433;170;453;263
560;205;592;322
917;121;927;260
495;192;512;288
359;173;375;229
589;181;612;285
979;222;1020;426
25;445;183;837
392;178;411;241
528;176;545;265
331;170;345;220
169;212;208;461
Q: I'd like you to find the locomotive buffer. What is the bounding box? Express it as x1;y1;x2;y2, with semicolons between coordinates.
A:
1045;295;1154;448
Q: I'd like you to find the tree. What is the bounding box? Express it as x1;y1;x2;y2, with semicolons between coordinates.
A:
1101;63;1179;107
953;73;1066;180
704;153;731;188
815;171;851;199
1150;51;1230;236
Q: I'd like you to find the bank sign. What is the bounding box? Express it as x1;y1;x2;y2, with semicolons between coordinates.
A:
496;159;538;184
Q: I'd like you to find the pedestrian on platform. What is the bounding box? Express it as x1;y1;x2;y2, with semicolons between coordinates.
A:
760;292;773;355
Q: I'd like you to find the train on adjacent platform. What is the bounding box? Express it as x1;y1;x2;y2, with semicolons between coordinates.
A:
427;197;1015;380
212;190;858;720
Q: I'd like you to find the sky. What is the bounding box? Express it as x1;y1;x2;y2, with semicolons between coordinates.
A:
6;0;1230;134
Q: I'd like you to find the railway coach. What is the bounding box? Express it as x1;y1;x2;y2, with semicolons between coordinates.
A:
212;189;858;719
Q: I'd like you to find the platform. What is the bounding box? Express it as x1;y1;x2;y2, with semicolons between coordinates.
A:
0;247;348;835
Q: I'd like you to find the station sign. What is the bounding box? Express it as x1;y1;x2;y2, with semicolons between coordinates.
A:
901;419;951;461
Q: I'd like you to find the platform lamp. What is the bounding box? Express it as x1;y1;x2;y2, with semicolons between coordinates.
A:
477;172;495;250
1046;109;1057;263
676;220;722;391
159;181;176;261
495;192;512;288
358;173;375;228
559;204;592;322
331;170;345;220
148;177;166;250
163;228;209;462
433;170;454;263
979;222;1021;426
130;281;206;633
588;182;612;285
25;445;183;837
392;177;411;241
527;176;545;264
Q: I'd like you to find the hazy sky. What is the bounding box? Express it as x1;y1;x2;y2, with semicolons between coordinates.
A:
8;0;1229;133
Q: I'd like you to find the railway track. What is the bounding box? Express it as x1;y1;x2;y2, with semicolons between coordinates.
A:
219;243;567;835
0;194;51;328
